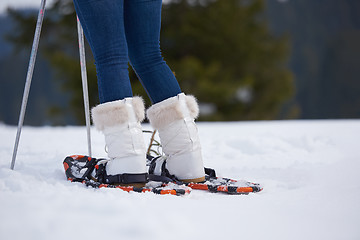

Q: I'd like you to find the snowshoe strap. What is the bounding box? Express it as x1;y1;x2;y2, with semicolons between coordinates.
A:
148;156;181;183
103;173;149;184
94;162;148;184
148;174;174;183
204;167;217;178
82;157;98;179
148;156;217;184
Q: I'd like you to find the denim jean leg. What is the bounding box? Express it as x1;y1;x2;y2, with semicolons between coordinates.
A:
73;0;133;103
124;0;182;104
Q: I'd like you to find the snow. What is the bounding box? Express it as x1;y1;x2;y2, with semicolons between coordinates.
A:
0;120;359;240
0;0;54;14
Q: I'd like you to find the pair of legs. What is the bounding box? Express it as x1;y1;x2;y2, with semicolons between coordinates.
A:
74;0;205;184
73;0;181;103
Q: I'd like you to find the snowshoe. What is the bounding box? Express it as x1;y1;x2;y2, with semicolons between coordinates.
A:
147;155;263;195
63;155;190;196
144;130;263;194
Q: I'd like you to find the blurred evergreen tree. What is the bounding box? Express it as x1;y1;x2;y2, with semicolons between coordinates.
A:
162;0;294;120
6;0;294;123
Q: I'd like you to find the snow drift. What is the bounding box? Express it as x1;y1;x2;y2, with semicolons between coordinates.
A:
0;120;359;240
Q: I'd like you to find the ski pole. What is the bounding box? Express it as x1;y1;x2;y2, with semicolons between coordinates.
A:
10;0;47;170
76;17;92;157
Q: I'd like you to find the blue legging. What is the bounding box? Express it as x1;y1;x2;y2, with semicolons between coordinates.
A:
73;0;181;104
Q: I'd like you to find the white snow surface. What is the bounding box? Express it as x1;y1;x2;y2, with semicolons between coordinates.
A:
0;120;359;240
0;0;54;14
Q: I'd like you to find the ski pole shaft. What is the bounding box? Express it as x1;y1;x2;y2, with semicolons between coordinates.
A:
76;17;92;157
11;0;47;170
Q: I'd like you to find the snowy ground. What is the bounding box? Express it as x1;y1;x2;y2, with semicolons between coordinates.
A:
0;120;359;240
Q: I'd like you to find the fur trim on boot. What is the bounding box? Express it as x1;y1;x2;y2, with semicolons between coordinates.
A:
92;96;145;131
146;94;199;130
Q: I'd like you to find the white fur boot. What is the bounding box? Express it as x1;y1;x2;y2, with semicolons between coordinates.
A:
146;93;205;182
91;97;147;184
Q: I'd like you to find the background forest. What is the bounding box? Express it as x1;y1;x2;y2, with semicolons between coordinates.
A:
0;0;359;125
